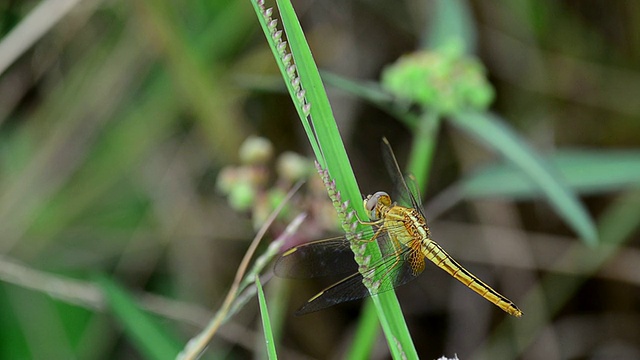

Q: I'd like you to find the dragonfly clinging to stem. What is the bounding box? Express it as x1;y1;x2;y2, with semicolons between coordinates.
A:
275;138;522;317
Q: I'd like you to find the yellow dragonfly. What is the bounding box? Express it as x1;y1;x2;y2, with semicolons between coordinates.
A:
275;138;522;317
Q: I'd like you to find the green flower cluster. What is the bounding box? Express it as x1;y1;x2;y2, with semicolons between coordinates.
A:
381;42;494;114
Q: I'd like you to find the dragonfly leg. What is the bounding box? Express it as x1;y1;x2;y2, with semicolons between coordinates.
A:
352;222;386;244
353;211;383;226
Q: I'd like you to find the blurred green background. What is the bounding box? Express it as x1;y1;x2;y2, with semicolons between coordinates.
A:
1;0;640;359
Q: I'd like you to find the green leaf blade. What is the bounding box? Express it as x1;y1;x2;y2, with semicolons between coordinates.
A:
256;276;278;360
270;1;419;358
461;149;640;199
95;275;182;360
450;112;598;245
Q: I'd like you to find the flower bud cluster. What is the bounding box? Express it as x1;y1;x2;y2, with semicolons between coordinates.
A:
382;41;494;114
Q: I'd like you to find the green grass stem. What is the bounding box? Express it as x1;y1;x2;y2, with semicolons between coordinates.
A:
407;111;441;193
346;300;381;360
256;276;278;360
251;0;419;358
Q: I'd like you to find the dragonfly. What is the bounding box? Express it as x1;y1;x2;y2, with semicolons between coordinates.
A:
274;138;523;317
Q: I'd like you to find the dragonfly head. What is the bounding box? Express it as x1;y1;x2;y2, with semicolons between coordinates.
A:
364;191;392;220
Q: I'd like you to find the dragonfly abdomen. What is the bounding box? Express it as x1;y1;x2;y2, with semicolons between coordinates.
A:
422;239;523;317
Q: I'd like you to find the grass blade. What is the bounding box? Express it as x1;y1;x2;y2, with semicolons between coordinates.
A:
461;149;640;199
95;275;182;360
450;111;598;245
250;0;321;160
252;0;419;358
345;300;380;360
256;276;278;360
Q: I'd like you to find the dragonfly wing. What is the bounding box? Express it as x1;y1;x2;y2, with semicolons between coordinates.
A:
381;138;425;213
295;242;425;315
295;271;369;315
364;239;425;294
405;174;425;211
274;237;357;279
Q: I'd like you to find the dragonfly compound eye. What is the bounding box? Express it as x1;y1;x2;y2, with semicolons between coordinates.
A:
364;191;390;215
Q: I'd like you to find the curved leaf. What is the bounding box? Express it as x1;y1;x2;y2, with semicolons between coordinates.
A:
95;275;182;360
463;149;640;199
449;112;598;245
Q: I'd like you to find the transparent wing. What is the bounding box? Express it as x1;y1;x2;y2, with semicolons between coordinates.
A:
274;236;357;279
294;227;426;315
294;271;368;315
275;222;380;279
381;137;425;215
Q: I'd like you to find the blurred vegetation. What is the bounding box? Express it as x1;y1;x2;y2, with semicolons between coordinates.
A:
1;0;639;359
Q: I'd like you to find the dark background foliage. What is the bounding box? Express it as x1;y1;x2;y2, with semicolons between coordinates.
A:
0;0;639;358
